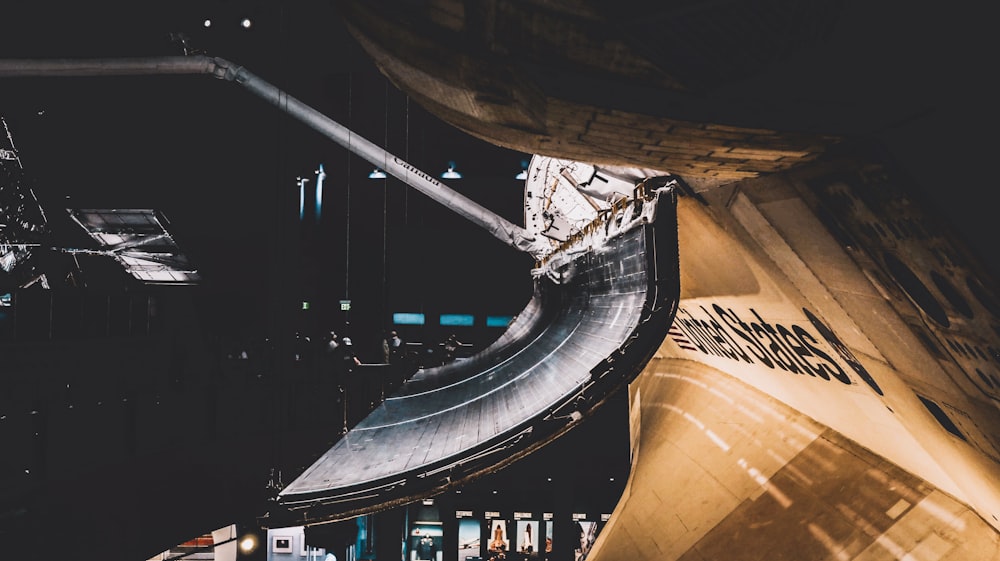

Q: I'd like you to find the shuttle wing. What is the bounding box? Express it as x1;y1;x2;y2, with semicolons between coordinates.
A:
272;187;680;526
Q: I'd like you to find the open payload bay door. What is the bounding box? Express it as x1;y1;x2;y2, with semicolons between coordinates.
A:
271;186;680;526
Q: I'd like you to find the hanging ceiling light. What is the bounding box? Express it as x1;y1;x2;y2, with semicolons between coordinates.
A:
515;159;529;180
441;161;462;179
368;168;387;179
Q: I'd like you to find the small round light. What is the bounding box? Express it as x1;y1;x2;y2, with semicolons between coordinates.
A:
203;19;212;28
241;18;252;29
239;534;259;554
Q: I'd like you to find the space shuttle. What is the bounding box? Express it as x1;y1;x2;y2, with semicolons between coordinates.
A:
279;1;1000;557
327;2;1000;559
2;2;999;560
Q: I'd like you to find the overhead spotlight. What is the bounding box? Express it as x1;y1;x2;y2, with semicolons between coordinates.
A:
240;18;252;29
297;176;309;222
203;19;212;28
515;159;529;180
238;532;259;555
441;161;462;179
368;168;387;179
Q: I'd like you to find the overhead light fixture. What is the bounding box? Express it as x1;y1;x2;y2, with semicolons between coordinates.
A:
441;161;462;179
315;164;326;222
240;18;252;29
238;532;259;555
515;159;529;180
368;168;387;179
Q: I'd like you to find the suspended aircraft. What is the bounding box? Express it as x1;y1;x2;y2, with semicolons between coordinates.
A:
1;2;998;561
330;2;1000;560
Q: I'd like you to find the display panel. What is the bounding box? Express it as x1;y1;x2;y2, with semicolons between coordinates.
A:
516;520;539;558
573;520;597;561
544;519;554;561
357;512;375;560
457;518;480;561
485;315;513;327
486;519;509;556
410;523;442;561
394;312;426;325
440;313;474;326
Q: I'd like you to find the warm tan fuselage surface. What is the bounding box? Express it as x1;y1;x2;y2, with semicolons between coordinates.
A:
590;162;1000;560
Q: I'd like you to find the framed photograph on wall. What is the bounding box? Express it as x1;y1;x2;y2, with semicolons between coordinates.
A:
487;519;509;554
272;535;294;554
516;520;539;558
573;520;597;561
544;520;553;558
457;518;480;561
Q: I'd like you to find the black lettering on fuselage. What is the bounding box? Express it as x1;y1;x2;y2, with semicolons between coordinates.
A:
670;304;867;393
701;306;753;363
675;314;719;356
751;319;798;372
793;325;851;384
675;311;725;358
717;306;774;367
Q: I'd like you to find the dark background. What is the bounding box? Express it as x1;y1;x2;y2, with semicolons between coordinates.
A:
1;3;998;559
1;1;538;360
3;1;999;358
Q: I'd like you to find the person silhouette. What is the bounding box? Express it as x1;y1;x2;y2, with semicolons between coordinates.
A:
442;333;462;364
388;330;404;363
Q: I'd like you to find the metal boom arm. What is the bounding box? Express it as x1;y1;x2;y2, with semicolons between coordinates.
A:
0;56;547;256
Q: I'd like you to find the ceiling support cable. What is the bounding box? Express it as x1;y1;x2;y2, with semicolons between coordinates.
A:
344;71;352;310
381;79;389;326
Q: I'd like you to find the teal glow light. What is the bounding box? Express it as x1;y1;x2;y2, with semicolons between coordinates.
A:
315;164;325;222
486;315;513;327
393;312;426;325
440;314;474;326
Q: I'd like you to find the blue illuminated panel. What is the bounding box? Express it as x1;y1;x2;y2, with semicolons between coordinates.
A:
440;314;474;326
393;312;426;325
486;315;513;327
